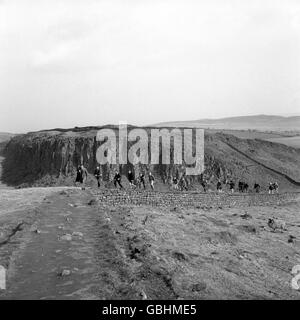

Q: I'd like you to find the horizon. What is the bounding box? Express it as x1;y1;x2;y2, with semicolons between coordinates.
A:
1;0;300;133
1;113;300;134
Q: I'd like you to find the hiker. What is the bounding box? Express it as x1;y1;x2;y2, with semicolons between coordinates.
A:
229;180;235;193
127;170;135;187
94;166;101;188
238;181;248;193
149;172;155;190
201;179;208;192
238;181;243;193
217;180;222;193
75;165;83;184
80;164;88;188
173;176;179;190
268;182;274;194
254;182;260;193
179;175;188;191
273;182;279;194
113;171;123;189
139;173;146;189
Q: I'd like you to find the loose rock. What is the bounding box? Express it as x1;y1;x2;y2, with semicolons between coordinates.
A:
60;234;72;241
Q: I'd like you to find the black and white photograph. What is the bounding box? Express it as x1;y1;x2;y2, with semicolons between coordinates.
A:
0;0;300;308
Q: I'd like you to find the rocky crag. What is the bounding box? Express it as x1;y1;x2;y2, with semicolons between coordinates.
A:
2;126;300;191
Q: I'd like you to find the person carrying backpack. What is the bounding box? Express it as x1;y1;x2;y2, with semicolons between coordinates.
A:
127;170;135;187
94;166;101;188
149;172;155;190
114;172;123;189
139;173;146;189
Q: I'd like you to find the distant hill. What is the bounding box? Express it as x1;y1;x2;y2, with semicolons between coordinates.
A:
154;115;300;131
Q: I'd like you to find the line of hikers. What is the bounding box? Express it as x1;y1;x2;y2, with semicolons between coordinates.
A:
210;179;279;194
75;164;155;190
113;170;155;190
76;164;279;194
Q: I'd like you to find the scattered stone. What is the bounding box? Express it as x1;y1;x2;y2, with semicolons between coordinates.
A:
72;231;83;237
55;250;62;253
191;282;207;292
288;235;296;243
162;275;173;288
268;218;287;232
60;190;68;195
172;251;188;261
58;269;71;277
239;225;257;233
60;234;72;241
34;229;41;234
142;216;148;225
140;290;147;300
88;199;97;206
240;212;252;219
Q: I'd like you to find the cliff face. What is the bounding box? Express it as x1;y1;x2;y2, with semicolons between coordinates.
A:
2;126;300;190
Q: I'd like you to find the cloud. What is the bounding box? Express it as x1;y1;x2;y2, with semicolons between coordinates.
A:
1;0;300;132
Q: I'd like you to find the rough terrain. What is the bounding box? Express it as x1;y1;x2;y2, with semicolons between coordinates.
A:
1;126;300;299
0;186;300;300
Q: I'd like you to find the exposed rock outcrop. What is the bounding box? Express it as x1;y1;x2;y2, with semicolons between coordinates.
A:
1;126;300;190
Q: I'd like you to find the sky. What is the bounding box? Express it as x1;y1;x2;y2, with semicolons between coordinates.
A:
0;0;300;133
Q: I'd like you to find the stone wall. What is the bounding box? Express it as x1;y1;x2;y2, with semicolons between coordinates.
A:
95;189;300;208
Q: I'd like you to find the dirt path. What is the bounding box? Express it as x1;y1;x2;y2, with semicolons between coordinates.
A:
0;189;144;299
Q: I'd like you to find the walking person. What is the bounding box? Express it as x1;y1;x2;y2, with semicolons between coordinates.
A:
149;172;155;190
114;171;123;189
268;182;274;194
139;172;146;189
80;164;88;189
254;182;260;193
94;166;101;188
179;175;188;191
273;182;279;194
229;180;235;193
217;180;222;193
75;165;83;185
173;176;178;190
127;170;135;187
201;179;208;192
